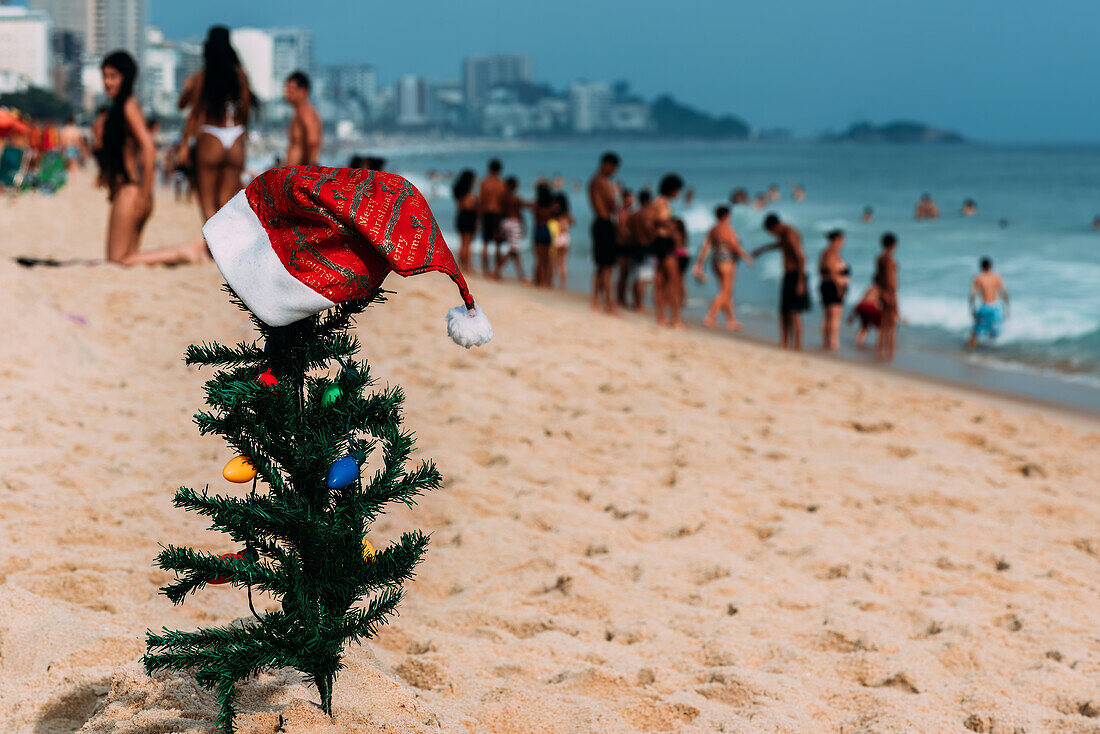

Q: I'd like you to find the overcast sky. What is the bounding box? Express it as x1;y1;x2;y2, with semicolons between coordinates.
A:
141;1;1099;142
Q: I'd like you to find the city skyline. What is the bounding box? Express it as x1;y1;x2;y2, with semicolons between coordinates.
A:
141;0;1099;143
5;0;1100;142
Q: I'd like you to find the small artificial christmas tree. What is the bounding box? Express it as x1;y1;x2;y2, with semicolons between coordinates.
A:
143;167;492;732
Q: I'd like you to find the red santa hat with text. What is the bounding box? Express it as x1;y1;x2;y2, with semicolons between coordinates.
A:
201;166;492;348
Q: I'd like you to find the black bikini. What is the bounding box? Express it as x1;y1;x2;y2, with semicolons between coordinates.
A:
819;264;850;306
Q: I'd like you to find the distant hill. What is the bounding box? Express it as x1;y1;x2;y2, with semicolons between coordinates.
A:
650;95;751;139
823;120;965;143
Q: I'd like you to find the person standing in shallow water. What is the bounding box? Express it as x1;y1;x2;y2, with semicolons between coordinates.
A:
649;174;685;328
587;151;620;313
875;233;900;360
968;257;1009;351
752;213;809;350
818;229;850;350
694;205;754;330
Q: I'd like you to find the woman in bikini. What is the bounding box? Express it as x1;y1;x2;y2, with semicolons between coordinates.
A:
694;205;754;329
452;169;478;271
551;192;573;289
818;229;850;350
178;26;253;221
125;27;254;266
650;174;685;328
96;51;156;264
532;183;557;287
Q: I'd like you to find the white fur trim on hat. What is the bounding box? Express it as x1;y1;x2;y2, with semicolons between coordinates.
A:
446;305;493;348
202;189;336;326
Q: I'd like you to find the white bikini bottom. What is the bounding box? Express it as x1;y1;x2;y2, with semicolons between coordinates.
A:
199;124;245;149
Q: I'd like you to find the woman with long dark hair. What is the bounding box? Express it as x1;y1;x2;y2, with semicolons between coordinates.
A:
452;169;478;270
177;26;253;220
95;50;156;263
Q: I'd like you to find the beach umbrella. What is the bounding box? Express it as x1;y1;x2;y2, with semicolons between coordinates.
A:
0;109;32;137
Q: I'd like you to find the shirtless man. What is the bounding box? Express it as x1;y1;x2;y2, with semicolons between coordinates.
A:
968;257;1009;350
284;71;322;166
752;214;808;350
477;159;506;275
627;189;655;310
587;151;620;313
58;117;86;171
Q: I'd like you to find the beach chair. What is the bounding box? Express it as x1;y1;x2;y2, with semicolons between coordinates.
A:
33;151;67;194
0;145;26;189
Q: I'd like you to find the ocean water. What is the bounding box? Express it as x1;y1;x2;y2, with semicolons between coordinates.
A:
343;141;1100;411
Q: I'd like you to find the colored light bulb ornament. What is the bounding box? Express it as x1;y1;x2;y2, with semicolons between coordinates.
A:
322;383;342;406
222;456;257;483
209;552;245;585
327;450;366;490
256;369;278;387
362;537;375;561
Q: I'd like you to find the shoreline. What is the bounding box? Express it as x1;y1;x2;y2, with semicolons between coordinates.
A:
484;272;1100;428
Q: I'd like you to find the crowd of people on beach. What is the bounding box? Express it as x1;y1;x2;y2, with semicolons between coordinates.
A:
4;24;1020;361
451;150;1013;359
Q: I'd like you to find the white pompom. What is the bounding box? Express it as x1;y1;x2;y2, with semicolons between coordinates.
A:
446;305;493;348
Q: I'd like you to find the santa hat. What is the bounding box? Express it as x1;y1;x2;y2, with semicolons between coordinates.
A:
201;166;492;348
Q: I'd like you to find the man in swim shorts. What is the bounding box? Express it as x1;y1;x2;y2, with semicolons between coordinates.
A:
588;151;621;314
752;213;809;350
478;159;506;275
968;257;1009;350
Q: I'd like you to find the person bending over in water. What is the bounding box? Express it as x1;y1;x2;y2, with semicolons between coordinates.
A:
96;51;156;265
848;283;882;348
284;70;321;166
694;205;754;330
752;213;808;350
967;257;1009;351
818;229;850;350
874;233;900;360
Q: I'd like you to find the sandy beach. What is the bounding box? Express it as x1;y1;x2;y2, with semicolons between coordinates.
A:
2;177;1099;733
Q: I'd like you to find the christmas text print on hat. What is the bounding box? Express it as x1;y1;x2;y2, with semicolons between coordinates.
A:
202;166;492;347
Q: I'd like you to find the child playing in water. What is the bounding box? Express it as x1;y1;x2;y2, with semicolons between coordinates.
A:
848;283;882;348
